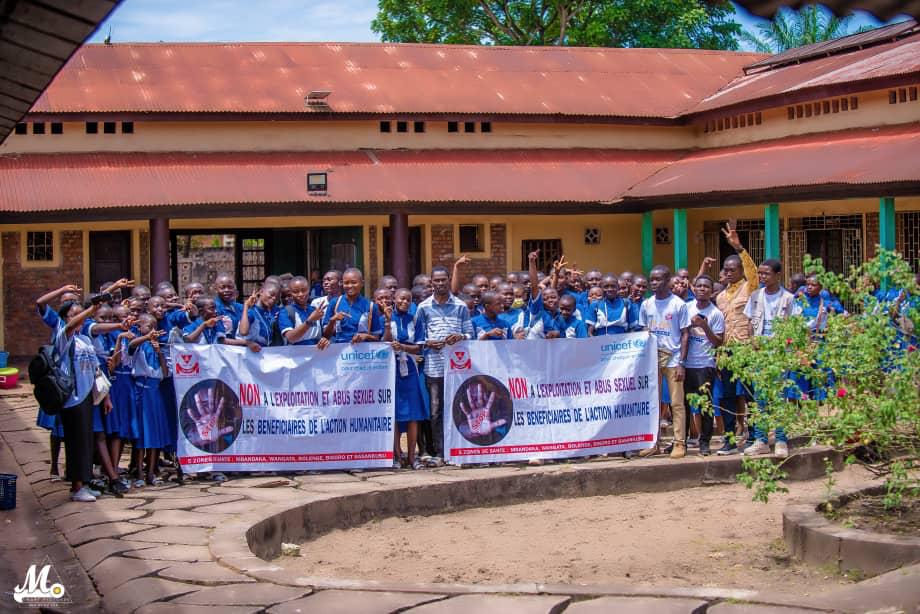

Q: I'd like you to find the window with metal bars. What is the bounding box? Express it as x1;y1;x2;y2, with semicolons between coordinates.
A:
897;211;920;274
26;231;54;262
521;239;562;275
240;237;267;296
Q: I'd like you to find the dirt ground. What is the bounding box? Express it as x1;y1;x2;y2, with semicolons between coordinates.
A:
281;465;881;597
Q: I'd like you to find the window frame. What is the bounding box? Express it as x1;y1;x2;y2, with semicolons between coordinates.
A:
453;223;491;257
20;230;61;269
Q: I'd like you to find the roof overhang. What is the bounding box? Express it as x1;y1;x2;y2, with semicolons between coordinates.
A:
0;0;121;143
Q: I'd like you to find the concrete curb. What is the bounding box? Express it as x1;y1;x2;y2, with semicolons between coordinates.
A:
212;445;843;595
783;485;920;575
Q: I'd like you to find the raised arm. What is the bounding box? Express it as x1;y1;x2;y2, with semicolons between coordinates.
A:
451;255;470;295
528;249;540;301
37;284;81;309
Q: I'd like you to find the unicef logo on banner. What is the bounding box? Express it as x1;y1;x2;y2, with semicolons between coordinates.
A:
452;375;513;446
600;336;647;359
179;379;243;453
336;346;391;374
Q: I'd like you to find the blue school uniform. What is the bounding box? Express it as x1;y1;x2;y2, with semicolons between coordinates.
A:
36;305;65;437
556;314;588;338
471;313;513;340
323;295;379;343
110;335;139;440
132;341;171;449
500;307;523;329
310;281;324;299
391;311;428;424
277;304;321;346
182;318;227;345
585;297;638;335
512;294;559;339
85;321;120;435
241;304;276;347
215;297;244;338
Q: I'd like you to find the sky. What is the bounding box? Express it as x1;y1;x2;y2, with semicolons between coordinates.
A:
88;1;904;49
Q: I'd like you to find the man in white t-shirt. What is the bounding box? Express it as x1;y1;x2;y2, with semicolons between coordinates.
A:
685;275;725;456
638;265;691;459
742;258;795;458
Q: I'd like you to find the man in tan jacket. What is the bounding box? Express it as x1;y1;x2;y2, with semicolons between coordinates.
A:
715;221;759;455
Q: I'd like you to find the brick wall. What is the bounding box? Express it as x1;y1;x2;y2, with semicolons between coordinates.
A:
865;212;880;260
139;230;150;286
427;223;507;280
367;225;378;290
3;231;84;358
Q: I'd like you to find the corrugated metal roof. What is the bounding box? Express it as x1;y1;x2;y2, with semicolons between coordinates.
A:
691;32;920;114
624;123;920;199
29;43;763;119
744;19;918;72
731;0;920;20
0;149;679;213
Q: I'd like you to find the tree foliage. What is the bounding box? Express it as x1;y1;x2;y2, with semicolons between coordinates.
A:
710;250;920;508
372;0;741;50
740;4;862;53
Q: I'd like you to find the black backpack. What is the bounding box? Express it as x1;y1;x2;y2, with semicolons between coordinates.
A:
270;305;296;347
29;342;75;415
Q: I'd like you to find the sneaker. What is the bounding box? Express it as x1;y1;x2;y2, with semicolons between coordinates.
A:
527;458;544;466
70;487;97;502
716;442;739;456
50;473;63;482
700;442;711;456
426;457;443;468
637;446;659;458
743;440;771;456
86;486;102;498
411;459;425;471
392;460;402;470
118;478;131;490
132;479;146;488
108;479;128;497
670;443;686;459
687;437;700;449
210;472;228;483
774;441;789;458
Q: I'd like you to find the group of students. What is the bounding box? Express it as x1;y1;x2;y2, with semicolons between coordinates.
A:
38;222;886;503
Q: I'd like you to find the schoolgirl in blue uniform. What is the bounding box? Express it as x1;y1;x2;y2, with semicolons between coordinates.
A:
585;275;639;335
385;288;428;470
130;313;171;486
556;295;589;338
108;304;140;475
147;295;184;480
278;277;324;346
239;285;280;347
320;268;381;347
34;284;81;479
214;273;245;338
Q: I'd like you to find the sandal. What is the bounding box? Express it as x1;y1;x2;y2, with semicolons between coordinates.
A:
411;458;425;471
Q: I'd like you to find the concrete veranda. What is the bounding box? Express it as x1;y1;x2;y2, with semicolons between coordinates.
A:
2;386;919;614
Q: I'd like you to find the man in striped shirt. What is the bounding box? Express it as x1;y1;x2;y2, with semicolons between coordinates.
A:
415;265;474;465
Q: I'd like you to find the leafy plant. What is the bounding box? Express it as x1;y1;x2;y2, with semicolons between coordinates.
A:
372;0;741;50
718;250;920;507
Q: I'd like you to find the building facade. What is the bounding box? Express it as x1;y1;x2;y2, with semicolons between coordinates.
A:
1;23;919;357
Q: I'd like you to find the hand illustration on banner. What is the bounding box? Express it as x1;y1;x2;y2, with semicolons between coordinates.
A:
189;386;234;445
452;375;513;446
459;384;506;437
179;378;243;453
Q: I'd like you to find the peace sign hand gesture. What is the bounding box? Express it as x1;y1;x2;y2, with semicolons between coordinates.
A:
721;219;743;252
187;386;233;445
460;384;507;437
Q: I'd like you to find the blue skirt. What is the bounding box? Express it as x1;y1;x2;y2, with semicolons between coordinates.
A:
135;377;171;449
159;377;178;451
395;360;429;424
36;408;65;438
92;404;106;433
111;370;139;440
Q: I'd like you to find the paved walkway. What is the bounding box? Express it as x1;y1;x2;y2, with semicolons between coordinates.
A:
2;387;918;613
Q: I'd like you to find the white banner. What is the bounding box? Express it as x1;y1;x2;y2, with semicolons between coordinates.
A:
443;334;659;464
172;343;395;471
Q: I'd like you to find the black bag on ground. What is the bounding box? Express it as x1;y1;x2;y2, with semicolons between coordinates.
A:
28;342;75;415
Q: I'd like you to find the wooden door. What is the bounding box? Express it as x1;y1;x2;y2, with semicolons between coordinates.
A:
89;231;131;292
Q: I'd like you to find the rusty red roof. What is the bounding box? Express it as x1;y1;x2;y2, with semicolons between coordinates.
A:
29;43;763;119
691;31;920;115
624;123;920;202
0;149;679;214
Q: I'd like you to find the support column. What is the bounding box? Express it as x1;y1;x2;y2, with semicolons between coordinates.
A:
641;211;654;275
149;217;170;286
880;196;896;251
389;211;410;288
673;209;687;271
765;203;780;260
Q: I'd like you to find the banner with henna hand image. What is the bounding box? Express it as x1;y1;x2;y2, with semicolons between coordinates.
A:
444;334;659;464
172;343;395;471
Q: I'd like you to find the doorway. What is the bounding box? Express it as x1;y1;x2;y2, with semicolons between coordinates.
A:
89;231;131;292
